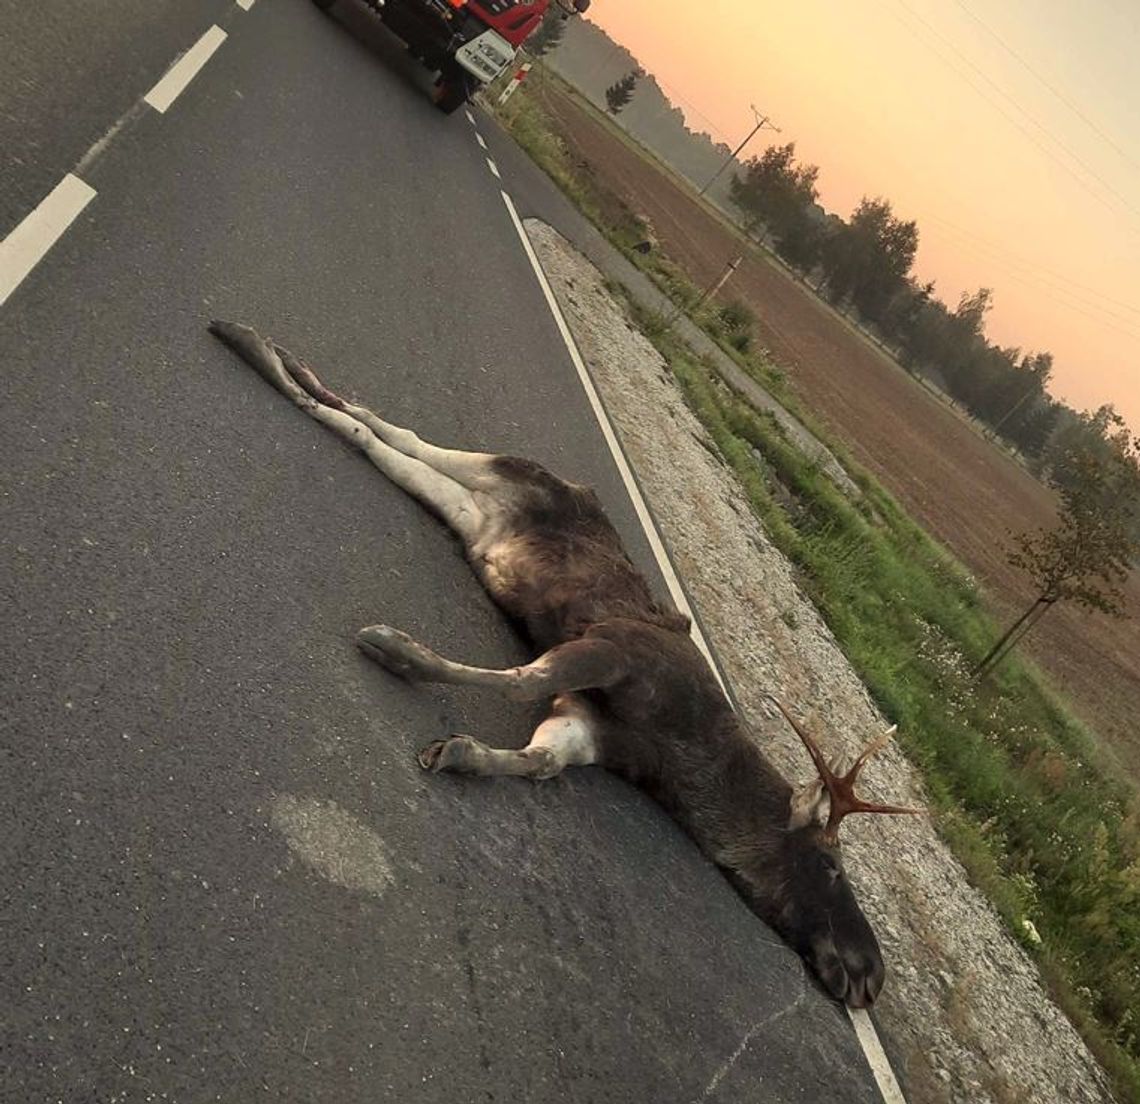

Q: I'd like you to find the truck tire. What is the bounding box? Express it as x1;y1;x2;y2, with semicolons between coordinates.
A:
433;69;471;115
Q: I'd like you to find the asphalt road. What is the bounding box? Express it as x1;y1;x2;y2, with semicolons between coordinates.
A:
2;3;885;1100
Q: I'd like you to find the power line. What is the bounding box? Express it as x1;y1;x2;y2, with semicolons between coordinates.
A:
651;77;736;145
896;0;1140;225
886;0;1140;230
921;212;1140;320
922;221;1140;336
952;0;1140;176
920;222;1140;342
642;49;1140;340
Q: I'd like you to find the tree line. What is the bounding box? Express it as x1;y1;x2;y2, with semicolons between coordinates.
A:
728;144;1134;479
730;144;1140;659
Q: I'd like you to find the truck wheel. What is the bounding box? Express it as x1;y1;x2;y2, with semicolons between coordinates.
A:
433;68;472;115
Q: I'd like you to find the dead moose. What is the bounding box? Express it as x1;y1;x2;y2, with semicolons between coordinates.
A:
210;320;920;1009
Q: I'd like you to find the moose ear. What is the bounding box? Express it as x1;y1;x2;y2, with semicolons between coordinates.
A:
787;778;829;830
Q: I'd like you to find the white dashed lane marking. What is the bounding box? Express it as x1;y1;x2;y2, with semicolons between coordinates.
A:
236;0;256;9
4;18;236;306
476;132;488;150
144;25;228;113
465;109;476;125
0;174;96;307
486;158;501;179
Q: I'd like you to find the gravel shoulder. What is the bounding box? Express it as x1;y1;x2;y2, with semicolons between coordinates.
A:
526;217;1115;1104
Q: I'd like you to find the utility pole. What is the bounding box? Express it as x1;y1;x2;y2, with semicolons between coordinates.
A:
698;104;780;196
661;256;743;329
985;383;1040;441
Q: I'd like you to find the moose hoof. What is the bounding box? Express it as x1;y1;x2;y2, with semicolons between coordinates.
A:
357;624;436;680
417;736;475;773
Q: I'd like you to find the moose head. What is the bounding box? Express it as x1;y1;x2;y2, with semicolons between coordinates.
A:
737;697;922;1008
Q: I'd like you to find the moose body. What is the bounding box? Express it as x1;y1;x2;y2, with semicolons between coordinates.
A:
210;320;916;1009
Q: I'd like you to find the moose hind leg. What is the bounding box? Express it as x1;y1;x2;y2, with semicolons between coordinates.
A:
418;695;598;780
210;322;485;542
271;341;504;493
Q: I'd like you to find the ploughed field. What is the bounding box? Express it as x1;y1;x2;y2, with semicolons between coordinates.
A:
536;82;1140;779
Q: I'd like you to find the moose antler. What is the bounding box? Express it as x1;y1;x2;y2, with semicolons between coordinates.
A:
768;695;923;843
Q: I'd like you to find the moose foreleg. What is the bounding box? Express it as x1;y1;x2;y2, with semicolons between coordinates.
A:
356;626;627;701
418;695;599;779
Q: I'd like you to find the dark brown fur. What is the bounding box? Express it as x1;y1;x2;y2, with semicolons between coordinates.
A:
210;320;890;1008
474;456;691;647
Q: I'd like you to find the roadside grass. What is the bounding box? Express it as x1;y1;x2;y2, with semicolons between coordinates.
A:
497;79;1140;1101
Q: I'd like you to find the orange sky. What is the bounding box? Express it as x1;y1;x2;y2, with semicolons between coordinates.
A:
588;0;1140;433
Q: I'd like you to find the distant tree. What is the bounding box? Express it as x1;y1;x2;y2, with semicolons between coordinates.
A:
776;211;826;272
879;277;935;349
1042;405;1126;486
605;70;641;114
1024;350;1054;389
952;286;993;341
984;351;1054;444
974;426;1140;676
951;341;1015;420
902;288;1057;458
818;197;918;323
1007;397;1060;460
900;292;953;373
729;143;820;267
528;9;567;58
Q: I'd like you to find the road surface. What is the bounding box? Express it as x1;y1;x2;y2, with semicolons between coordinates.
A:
2;3;890;1100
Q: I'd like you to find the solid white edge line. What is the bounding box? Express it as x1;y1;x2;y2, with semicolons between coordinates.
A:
486;158;501;179
498;189;723;689
499;189;908;1104
144;25;228;113
0;174;96;308
476;132;488;150
849;1009;906;1104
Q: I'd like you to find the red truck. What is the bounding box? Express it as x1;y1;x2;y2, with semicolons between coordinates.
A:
312;0;589;113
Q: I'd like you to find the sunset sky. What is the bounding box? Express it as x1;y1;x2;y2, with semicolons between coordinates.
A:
588;0;1140;433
